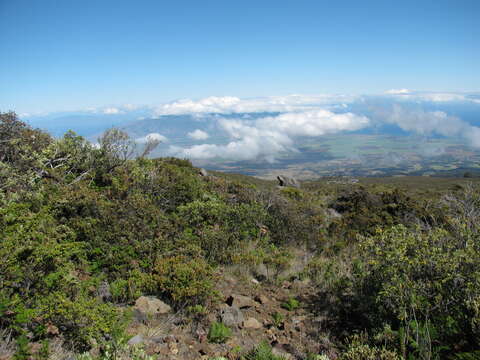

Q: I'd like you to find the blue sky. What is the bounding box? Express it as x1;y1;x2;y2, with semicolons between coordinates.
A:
1;0;479;113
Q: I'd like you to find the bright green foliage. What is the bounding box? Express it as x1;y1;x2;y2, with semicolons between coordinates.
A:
13;334;31;360
207;322;232;344
271;312;284;328
281;298;300;311
453;351;480;360
244;342;287;360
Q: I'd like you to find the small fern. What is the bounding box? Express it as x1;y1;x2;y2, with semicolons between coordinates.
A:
207;322;232;344
244;342;287;360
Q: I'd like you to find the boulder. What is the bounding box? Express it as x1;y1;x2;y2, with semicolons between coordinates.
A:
226;294;256;308
254;294;269;305
253;263;268;282
277;175;300;188
220;305;244;327
243;317;262;329
134;296;171;317
272;345;294;360
326;208;342;219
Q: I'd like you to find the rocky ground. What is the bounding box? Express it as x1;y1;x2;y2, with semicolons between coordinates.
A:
121;272;336;360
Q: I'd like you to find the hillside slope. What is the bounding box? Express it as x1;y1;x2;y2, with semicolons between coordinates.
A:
1;112;479;360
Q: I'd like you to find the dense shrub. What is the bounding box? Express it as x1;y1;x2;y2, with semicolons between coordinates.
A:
152;255;217;306
328;187;435;240
331;224;480;357
177;196;267;263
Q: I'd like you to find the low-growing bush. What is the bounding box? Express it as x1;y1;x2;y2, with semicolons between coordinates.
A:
244;342;287;360
330;224;480;357
152;255;217;306
207;322;232;344
281;298;300;311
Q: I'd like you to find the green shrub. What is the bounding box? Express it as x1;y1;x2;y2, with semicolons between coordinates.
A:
281;298;300;311
244;342;287;360
152;255;217;306
271;312;284;328
339;344;401;360
177;197;267;263
328;187;435;240
207;322;232;344
332;224;480;357
77;335;155;360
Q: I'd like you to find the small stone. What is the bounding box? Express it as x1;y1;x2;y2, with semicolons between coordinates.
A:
220;305;244;327
127;334;144;345
254;294;269;304
134;296;171;316
46;323;59;335
243;317;262;329
291;315;307;324
253;263;268;281
29;343;43;354
272;346;293;360
226;294;256;308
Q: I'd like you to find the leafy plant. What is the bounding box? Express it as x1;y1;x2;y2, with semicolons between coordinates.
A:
271;312;284;328
244;342;287;360
281;298;300;311
207;322;232;344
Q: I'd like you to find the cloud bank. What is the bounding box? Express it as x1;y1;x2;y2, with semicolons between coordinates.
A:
162;92;480;162
384;105;480;148
154;94;358;116
153;92;480;118
169;109;369;162
25;91;480;163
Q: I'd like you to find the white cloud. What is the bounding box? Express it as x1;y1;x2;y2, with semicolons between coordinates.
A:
187;129;210;140
169;109;369;162
257;110;369;137
154;94;357;116
102;107;122;114
135;132;167;143
386;89;411;95
385;104;480;147
385;91;476;103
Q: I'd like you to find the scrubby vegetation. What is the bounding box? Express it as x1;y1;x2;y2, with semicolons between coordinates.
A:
1;111;479;359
